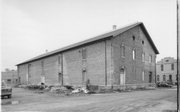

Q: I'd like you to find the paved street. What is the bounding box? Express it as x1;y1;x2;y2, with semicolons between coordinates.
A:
2;87;177;112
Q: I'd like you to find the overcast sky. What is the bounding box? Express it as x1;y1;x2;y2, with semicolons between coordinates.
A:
1;0;177;71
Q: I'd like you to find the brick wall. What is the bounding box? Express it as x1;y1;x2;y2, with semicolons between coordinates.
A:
18;64;28;85
28;60;41;84
43;55;59;85
112;26;156;85
18;26;156;86
63;40;112;86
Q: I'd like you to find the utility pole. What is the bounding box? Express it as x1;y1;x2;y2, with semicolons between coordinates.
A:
177;0;180;111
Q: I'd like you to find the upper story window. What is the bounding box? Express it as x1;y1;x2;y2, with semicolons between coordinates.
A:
132;49;136;60
171;63;174;70
142;40;144;45
82;48;87;60
161;64;164;71
149;55;152;63
132;36;135;41
142;52;145;62
121;44;125;57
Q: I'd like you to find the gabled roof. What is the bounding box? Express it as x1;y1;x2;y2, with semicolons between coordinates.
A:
17;22;159;66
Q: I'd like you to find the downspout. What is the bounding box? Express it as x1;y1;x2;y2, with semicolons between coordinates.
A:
61;54;64;85
105;40;107;86
155;55;157;84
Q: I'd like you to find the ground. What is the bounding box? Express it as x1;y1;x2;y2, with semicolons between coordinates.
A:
1;87;177;112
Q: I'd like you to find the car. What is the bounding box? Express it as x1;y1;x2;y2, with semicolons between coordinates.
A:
156;82;173;88
1;80;12;98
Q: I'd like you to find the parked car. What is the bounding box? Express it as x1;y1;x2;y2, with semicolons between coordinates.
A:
156;82;173;88
1;80;12;98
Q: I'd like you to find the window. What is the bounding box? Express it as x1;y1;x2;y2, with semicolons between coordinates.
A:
161;64;163;71
142;71;145;81
149;55;152;63
121;44;125;57
163;75;166;81
82;48;87;60
169;75;172;82
142;53;145;62
149;72;152;83
157;75;160;82
132;36;135;41
142;40;144;45
132;49;135;60
171;64;174;70
7;79;11;82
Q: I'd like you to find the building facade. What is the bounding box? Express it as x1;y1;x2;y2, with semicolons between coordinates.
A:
17;22;159;87
1;70;19;86
156;57;177;84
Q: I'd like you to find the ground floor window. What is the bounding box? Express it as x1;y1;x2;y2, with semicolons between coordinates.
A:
163;75;166;81
142;71;145;81
149;72;152;83
157;75;160;82
169;75;172;82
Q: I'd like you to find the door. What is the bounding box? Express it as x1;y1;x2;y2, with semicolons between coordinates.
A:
58;73;63;85
82;70;86;85
149;72;152;83
41;76;45;84
120;68;125;85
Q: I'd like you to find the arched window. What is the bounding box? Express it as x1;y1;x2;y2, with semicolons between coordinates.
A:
120;67;126;85
132;49;135;60
121;44;125;57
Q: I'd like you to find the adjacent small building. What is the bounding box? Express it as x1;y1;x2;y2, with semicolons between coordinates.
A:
17;22;159;88
1;70;19;86
156;57;177;84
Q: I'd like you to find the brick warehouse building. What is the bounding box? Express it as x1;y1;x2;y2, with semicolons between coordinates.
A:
17;22;159;87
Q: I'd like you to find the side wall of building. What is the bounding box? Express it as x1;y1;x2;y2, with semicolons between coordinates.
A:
18;40;112;86
63;40;112;86
112;26;156;85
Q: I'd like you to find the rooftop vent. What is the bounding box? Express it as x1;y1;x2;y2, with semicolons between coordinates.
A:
113;25;117;30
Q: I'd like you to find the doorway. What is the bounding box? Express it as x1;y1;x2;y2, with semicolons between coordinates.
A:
149;72;152;83
58;73;63;85
120;68;126;85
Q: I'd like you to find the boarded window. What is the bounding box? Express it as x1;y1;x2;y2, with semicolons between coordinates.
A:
82;48;87;60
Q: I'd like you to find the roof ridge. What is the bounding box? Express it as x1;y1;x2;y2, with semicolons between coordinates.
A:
16;22;147;65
